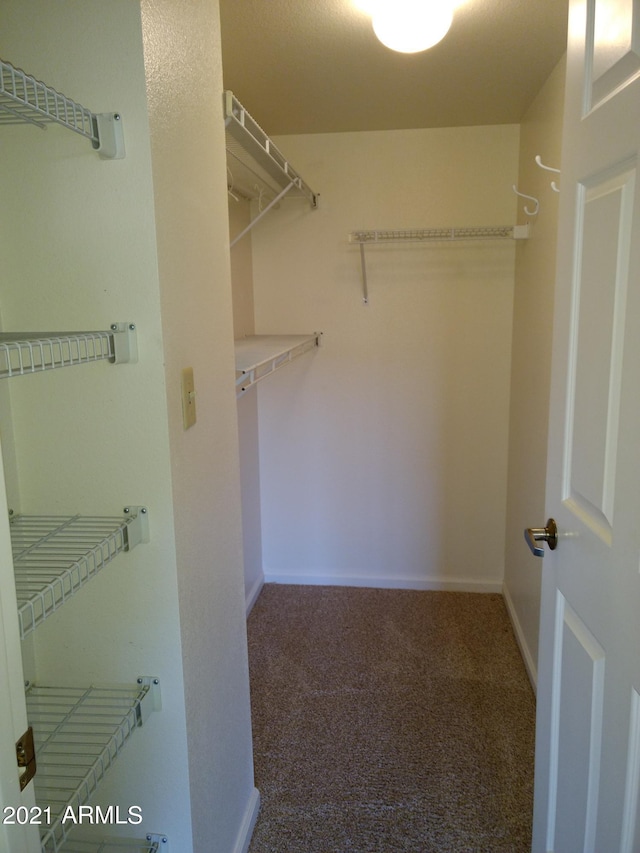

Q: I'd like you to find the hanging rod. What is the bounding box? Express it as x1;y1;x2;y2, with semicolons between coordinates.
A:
350;225;529;304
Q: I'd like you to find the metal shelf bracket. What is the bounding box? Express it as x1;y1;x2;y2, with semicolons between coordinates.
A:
123;506;150;549
94;112;125;160
136;676;162;720
111;322;138;363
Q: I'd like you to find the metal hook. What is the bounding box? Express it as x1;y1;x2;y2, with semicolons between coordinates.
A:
535;155;560;192
512;185;539;217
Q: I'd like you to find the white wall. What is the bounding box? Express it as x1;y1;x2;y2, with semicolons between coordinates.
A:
141;2;257;850
0;2;257;850
250;125;520;590
503;57;566;688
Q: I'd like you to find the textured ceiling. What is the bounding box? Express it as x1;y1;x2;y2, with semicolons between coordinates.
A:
219;0;568;136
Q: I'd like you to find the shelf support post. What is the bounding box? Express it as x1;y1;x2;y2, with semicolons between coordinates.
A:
230;181;295;248
359;242;369;305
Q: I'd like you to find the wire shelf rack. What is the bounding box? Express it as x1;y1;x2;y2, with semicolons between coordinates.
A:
235;333;321;397
224;91;317;207
349;225;527;243
0;324;137;378
60;834;167;852
12;509;149;639
348;226;529;303
0;58;124;158
26;680;160;853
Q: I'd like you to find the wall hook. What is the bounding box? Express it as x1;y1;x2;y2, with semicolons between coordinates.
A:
535;155;560;192
512;185;540;217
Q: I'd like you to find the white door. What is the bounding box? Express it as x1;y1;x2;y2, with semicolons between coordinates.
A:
531;1;640;851
0;438;40;852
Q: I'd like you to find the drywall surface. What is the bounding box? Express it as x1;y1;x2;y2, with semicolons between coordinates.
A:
503;56;566;688
251;124;519;590
141;0;257;850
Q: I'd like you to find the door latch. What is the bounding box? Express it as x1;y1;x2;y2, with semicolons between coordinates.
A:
16;726;36;791
524;518;558;557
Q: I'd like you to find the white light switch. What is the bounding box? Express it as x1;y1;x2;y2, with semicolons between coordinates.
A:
181;367;196;429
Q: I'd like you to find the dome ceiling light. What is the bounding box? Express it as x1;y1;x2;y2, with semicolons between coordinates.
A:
355;0;455;54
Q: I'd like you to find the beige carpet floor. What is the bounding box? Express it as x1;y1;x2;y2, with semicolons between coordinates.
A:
247;584;536;852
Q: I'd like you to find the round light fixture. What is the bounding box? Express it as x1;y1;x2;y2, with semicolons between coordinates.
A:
372;1;453;53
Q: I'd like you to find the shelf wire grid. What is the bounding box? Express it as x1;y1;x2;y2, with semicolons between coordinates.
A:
26;683;150;853
224;91;317;207
60;836;162;852
235;334;320;396
0;331;116;378
11;515;132;639
350;226;516;243
0;58;98;144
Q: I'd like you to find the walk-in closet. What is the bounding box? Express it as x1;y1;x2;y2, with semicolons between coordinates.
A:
0;0;572;851
226;68;564;697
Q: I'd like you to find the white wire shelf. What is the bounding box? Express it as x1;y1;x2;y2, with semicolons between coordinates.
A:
60;833;168;852
224;91;318;246
349;225;530;243
0;323;137;378
26;679;161;853
349;226;529;304
0;57;124;159
224;91;317;206
11;509;149;639
235;333;321;397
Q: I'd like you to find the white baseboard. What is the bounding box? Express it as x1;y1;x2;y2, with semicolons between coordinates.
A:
232;786;260;853
263;572;502;594
502;581;537;693
245;574;265;616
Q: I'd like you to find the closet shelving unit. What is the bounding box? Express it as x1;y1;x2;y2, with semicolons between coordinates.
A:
0;323;138;378
235;333;322;397
349;225;530;304
224;90;318;247
26;679;161;853
1;57;162;853
61;835;168;852
0;57;124;158
12;508;149;639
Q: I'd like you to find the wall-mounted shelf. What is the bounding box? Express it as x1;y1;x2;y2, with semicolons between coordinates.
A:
235;334;321;397
61;833;168;852
0;58;125;159
27;679;161;853
349;225;530;244
0;323;137;378
224;91;318;247
12;508;150;639
349;226;530;304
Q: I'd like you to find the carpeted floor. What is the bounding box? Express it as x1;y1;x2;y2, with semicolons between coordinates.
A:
247;584;536;852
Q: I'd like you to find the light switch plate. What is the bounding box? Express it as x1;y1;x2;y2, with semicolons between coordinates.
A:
181;367;196;429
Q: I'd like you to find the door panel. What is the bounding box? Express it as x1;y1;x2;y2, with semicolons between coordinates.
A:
552;595;605;853
567;164;634;537
533;0;640;851
589;0;640;109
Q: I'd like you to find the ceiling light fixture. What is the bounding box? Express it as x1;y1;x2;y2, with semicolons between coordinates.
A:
368;0;454;54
